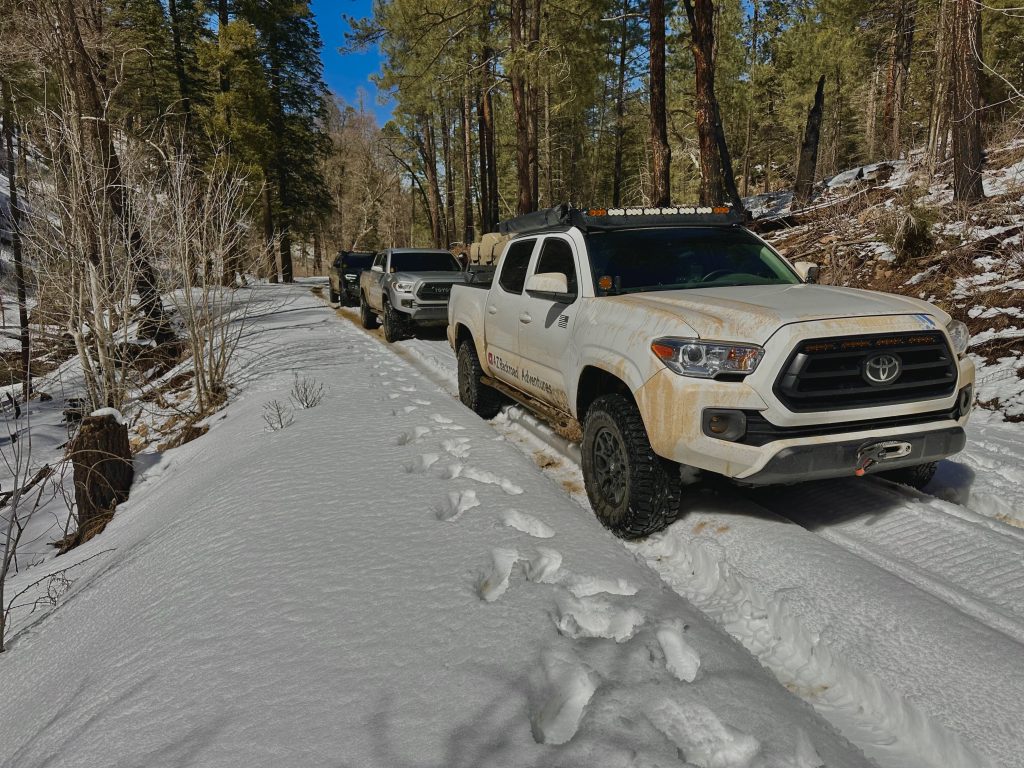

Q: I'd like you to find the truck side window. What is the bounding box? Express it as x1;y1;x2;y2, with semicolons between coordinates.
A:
372;253;384;270
535;238;578;296
498;239;536;294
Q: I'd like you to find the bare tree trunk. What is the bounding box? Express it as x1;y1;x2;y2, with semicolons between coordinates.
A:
263;185;278;282
949;0;984;201
528;0;542;208
882;0;917;158
415;117;444;248
794;75;826;207
928;0;952;172
649;0;671;206
461;83;475;244
441;107;456;245
684;0;741;208
510;0;534;214
612;0;630;207
167;0;192;120
1;80;30;401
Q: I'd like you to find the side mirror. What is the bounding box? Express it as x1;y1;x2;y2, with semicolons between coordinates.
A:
525;272;575;303
371;264;384;274
794;261;820;284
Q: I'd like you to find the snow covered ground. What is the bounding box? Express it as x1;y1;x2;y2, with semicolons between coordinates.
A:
1;280;1022;768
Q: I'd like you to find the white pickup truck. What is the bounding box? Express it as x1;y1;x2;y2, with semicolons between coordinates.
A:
448;205;974;538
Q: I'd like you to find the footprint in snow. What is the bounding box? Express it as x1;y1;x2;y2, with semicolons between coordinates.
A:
395;426;432;445
530;648;597;745
501;510;555;539
386;393;402;400
554;594;645;643
430;413;454;424
655;619;701;683
477;548;520;602
524;547;563;583
413;398;432;406
434;489;480;522
400;386;417;393
403;453;440;474
645;698;761;768
565;575;638;599
441;437;471;458
441;463;523;494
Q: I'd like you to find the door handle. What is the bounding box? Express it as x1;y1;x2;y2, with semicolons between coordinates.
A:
519;313;532;324
487;305;498;315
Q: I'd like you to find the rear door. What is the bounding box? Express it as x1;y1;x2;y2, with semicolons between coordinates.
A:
483;238;537;388
516;235;581;411
368;252;386;308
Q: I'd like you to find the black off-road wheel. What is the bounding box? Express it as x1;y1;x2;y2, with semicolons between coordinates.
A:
457;340;504;419
359;292;378;329
581;394;681;539
382;300;407;343
328;283;340;303
878;461;937;490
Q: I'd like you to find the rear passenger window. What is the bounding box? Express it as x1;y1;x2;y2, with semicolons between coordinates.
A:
498;239;536;294
535;238;578;296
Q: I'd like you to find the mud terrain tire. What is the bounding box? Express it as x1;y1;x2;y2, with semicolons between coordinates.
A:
582;394;681;539
359;292;378;329
382;300;407;343
878;461;937;490
457;340;504;419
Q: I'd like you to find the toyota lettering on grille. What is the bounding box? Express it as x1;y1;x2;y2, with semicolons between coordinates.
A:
863;353;902;385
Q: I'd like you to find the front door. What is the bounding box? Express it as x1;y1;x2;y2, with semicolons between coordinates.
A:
483;238;537;388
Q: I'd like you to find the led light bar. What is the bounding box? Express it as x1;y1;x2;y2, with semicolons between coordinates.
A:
498;203;746;236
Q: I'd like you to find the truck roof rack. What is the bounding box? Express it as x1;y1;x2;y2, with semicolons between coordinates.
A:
498;204;748;235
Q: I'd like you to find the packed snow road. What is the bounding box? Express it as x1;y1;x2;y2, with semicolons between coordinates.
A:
334;291;1024;768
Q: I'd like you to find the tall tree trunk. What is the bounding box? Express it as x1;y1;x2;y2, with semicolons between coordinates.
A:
441;107;456;245
741;0;759;198
1;81;30;401
461;83;475;244
612;0;630;207
262;185;278;282
649;0;671;206
510;0;534;214
528;0;542;208
684;0;740;208
928;0;952;171
477;87;490;233
794;75;826;207
167;0;192;119
949;0;984;201
416;117;444;248
882;0;917;158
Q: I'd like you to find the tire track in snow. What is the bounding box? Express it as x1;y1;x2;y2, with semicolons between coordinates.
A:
327;297;1009;768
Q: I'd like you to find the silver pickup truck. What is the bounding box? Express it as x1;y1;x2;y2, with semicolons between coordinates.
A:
358;248;465;342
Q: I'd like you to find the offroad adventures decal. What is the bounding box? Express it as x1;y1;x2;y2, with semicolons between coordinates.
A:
488;351;556;398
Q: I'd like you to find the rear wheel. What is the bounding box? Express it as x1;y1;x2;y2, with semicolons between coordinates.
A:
581;394;681;539
457;340;504;419
382;300;407;343
878;461;937;490
359;292;378;329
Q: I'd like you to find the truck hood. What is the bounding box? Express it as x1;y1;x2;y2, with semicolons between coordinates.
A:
609;284;950;345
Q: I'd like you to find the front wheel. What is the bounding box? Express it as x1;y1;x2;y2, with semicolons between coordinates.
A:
328;282;340;303
457;340;504;419
877;461;937;490
359;292;378;329
581;394;681;539
382;300;407;343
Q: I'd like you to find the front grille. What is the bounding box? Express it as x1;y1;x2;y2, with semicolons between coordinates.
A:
416;282;453;301
774;331;957;411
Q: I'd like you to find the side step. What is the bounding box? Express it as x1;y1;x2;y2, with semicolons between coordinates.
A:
481;375;583;442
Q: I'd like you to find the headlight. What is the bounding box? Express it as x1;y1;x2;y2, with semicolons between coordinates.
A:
394;281;414;292
651;337;764;378
946;319;969;356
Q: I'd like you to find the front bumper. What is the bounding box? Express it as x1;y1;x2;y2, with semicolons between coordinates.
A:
633;358;974;482
394;299;449;324
735;426;966;485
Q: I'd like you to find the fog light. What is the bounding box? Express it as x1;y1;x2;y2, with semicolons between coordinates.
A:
401;299;414;308
702;409;747;442
956;384;973;418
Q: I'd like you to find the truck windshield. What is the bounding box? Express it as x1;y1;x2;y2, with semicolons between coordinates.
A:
390;252;461;272
585;227;800;294
343;253;373;269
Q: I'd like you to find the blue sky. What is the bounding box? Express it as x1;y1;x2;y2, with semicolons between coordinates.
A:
311;0;393;124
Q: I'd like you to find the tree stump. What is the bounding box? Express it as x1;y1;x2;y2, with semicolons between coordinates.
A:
67;412;133;548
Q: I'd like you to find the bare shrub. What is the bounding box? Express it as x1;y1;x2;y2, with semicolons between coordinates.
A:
262;400;294;432
290;372;326;409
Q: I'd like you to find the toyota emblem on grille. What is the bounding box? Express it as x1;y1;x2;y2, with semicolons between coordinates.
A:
864;353;902;385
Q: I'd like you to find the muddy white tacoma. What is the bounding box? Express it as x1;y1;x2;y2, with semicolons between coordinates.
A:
359;248;465;342
448;205;975;538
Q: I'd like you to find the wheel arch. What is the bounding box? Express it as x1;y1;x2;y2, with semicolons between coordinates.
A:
576;365;635;422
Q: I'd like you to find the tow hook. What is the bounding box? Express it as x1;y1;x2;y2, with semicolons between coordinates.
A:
854;440;913;477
